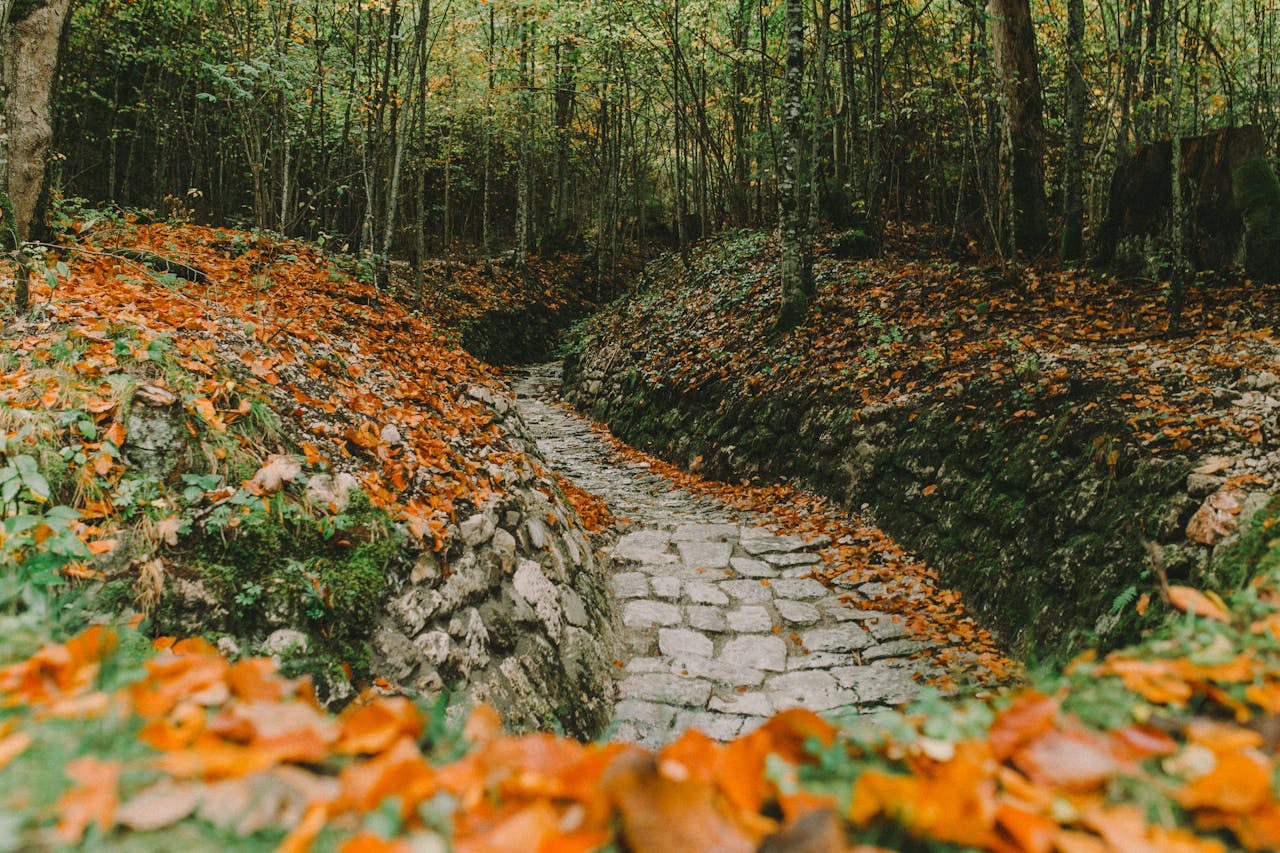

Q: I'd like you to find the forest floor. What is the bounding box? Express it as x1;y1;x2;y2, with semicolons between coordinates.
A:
0;219;1278;850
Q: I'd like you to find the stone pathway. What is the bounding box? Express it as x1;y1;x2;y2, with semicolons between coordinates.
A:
510;363;934;747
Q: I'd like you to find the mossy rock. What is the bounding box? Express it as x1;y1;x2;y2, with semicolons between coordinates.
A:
1233;155;1280;283
156;489;405;698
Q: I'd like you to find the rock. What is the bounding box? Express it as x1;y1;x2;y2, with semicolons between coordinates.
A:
306;472;359;513
521;516;551;551
1255;371;1279;391
512;561;563;641
437;552;496;611
1186;488;1245;545
622;600;682;628
415;631;452;666
386;586;442;636
720;636;787;672
133;384;177;407
729;557;777;578
372;624;419;681
830;662;921;706
614;530;674;563
709;692;773;717
485;529;516;575
672;523;739;542
651;576;681;599
380;423;402;445
685;580;729;605
687;606;728;632
767;671;854;712
658;628;714;658
726;606;773;632
123;408;186;478
770;578;828;600
801;624;873;652
410;550;442;585
1186;472;1226;497
678;656;767;687
676;540;732;570
561;587;590;627
720;579;772;603
762;551;821;568
263;628;309;656
612;572;650;598
619;674;713;707
459;513;496;547
776;600;821;624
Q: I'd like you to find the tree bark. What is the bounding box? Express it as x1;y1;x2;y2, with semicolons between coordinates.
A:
3;0;75;315
988;0;1049;254
1060;0;1086;261
777;0;810;332
4;0;74;245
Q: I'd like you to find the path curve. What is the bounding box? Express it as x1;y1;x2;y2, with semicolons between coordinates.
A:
510;363;936;747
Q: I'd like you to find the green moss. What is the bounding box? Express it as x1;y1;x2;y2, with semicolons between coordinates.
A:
161;488;403;693
1233;156;1280;283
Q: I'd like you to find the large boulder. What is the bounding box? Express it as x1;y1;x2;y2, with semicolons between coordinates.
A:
1093;125;1280;282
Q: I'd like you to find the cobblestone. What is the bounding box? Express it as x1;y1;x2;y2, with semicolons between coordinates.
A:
511;363;942;749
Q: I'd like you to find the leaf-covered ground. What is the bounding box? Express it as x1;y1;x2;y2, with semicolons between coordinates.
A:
569;228;1280;460
3;221;1280;850
3;515;1280;851
0;217;545;685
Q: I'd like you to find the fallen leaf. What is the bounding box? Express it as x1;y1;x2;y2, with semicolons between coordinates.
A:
116;778;204;831
247;454;302;495
56;757;120;844
1168;586;1231;623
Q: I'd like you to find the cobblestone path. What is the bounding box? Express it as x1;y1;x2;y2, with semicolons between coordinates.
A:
510;364;935;747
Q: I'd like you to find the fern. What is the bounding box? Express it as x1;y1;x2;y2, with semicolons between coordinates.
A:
1110;584;1139;615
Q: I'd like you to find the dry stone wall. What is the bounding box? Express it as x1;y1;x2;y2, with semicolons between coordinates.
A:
370;384;620;739
565;345;1278;662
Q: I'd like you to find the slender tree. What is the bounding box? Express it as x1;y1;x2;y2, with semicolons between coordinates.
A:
776;0;810;331
1061;0;1086;261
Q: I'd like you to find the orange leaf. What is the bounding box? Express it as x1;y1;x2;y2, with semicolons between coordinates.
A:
105;421;125;446
56;757;120;844
0;730;32;770
1012;729;1120;792
988;692;1057;761
1167;586;1231;623
336;697;423;755
603;752;759;853
995;802;1057;853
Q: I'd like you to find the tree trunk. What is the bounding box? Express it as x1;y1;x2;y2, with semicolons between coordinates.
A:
807;0;831;236
3;0;75;314
1166;0;1186;334
4;0;74;245
1060;0;1085;261
513;14;530;268
866;0;885;243
777;0;810;332
988;0;1049;254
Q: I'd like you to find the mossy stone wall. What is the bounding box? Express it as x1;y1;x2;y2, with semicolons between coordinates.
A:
566;357;1217;663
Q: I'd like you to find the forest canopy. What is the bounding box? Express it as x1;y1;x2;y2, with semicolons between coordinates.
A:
0;0;1266;272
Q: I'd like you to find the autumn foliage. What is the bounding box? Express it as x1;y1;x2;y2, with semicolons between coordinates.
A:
3;554;1280;850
